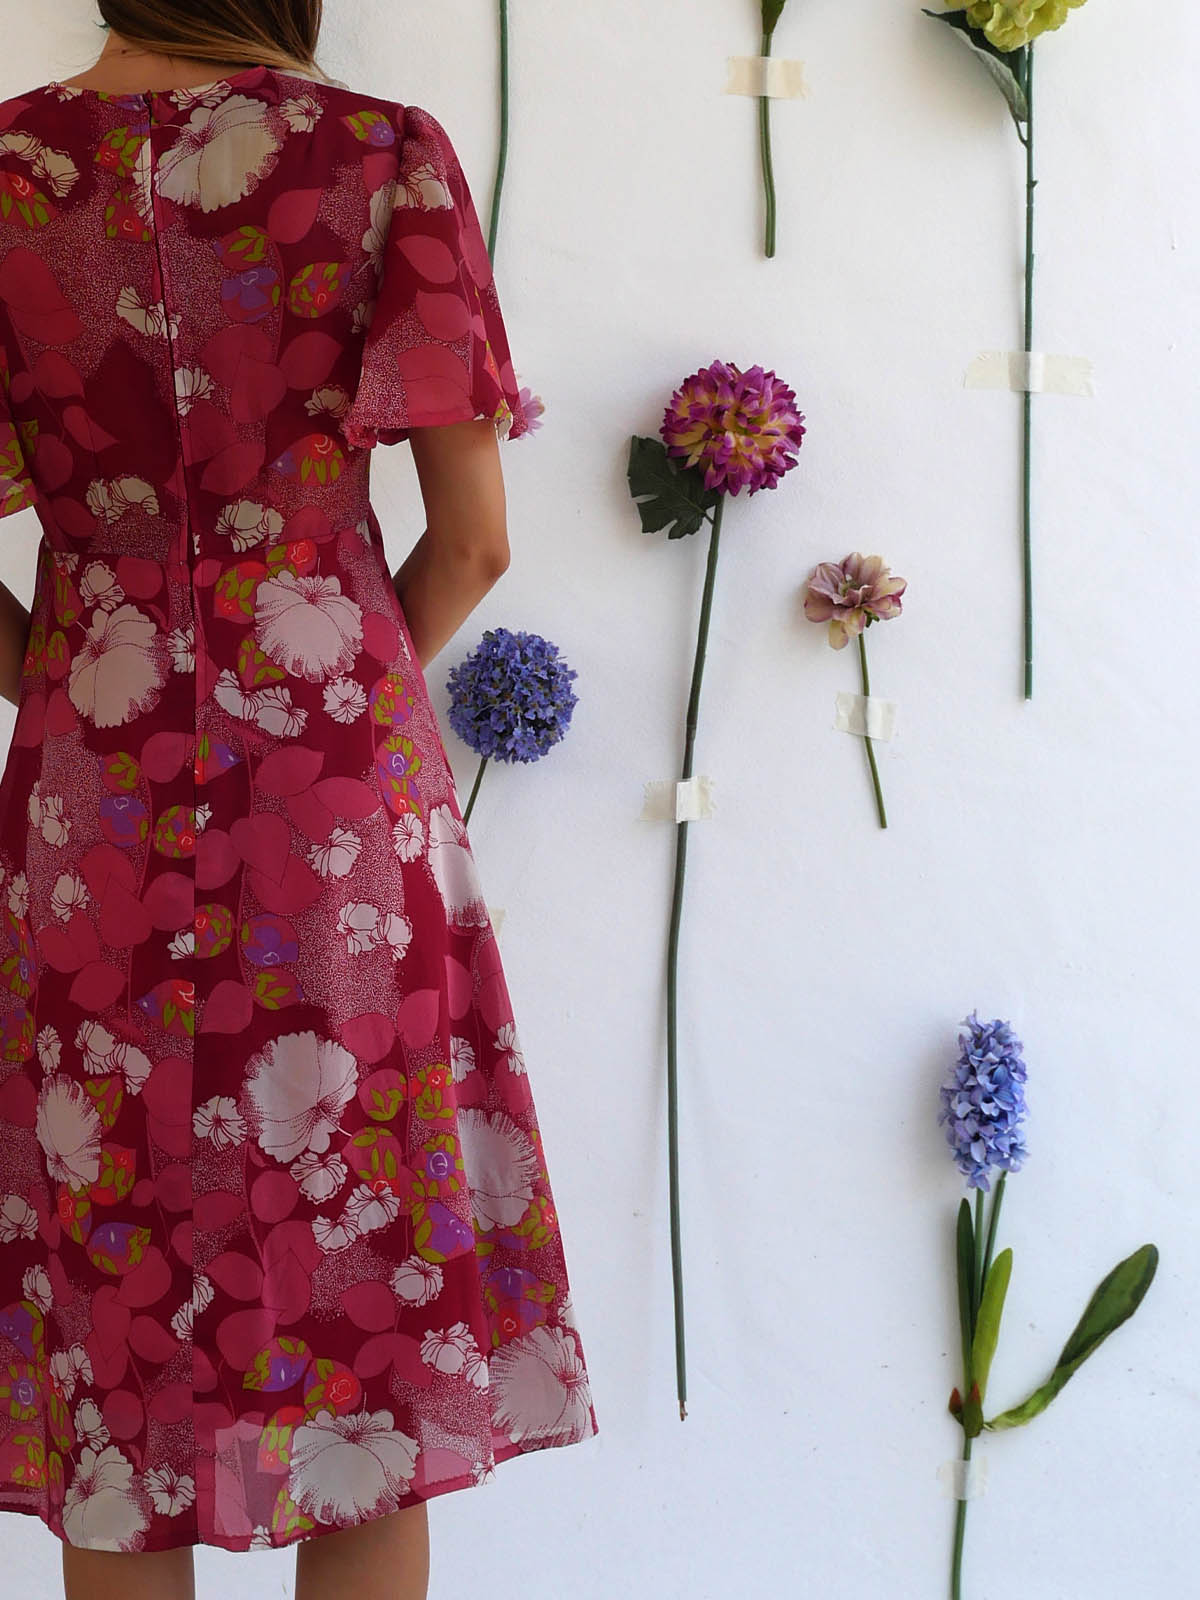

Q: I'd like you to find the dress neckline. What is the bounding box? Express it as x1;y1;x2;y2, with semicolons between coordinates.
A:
39;62;315;105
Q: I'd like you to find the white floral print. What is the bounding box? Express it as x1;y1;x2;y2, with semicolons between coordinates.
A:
253;571;363;681
67;604;167;728
156;93;285;212
242;1031;357;1163
287;1408;419;1525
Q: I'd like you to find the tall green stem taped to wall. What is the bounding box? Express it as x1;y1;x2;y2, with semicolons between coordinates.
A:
925;12;1044;697
1019;46;1036;699
489;0;510;260
663;495;724;1420
758;2;789;257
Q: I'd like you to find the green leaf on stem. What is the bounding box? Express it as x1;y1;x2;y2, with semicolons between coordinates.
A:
761;0;788;36
984;1243;1160;1430
627;436;718;540
955;1198;976;1393
923;10;1029;125
971;1247;1013;1405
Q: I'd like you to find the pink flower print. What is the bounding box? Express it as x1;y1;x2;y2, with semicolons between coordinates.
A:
61;1444;150;1550
456;1109;539;1231
144;1465;196;1517
156;94;284;212
35;1076;102;1187
253;571;363;682
67;603;168;727
192;1094;247;1150
419;1320;480;1376
390;1256;443;1307
242;1030;358;1163
286;1408;419;1525
0;1195;37;1242
309;827;363;879
488;1324;595;1447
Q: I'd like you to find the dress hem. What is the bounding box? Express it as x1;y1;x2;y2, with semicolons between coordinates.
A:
0;1424;599;1555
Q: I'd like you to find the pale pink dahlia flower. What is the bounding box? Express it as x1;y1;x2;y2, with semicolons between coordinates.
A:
803;554;907;649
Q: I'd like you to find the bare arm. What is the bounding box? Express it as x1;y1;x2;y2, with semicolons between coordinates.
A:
391;417;512;669
0;581;28;707
0;418;509;704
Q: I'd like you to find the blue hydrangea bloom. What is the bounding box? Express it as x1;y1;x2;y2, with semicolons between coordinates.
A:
445;627;578;763
938;1012;1029;1191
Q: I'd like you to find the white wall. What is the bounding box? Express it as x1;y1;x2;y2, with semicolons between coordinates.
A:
3;3;1196;1596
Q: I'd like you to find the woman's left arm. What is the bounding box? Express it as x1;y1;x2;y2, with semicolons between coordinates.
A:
0;580;28;707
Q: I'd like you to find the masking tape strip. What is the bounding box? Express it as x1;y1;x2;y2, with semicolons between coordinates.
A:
835;693;897;742
964;351;1094;397
640;776;716;823
938;1457;989;1501
724;56;808;99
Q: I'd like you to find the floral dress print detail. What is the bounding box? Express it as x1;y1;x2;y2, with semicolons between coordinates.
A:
0;65;597;1553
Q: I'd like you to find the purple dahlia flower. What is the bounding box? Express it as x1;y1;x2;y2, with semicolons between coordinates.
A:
660;360;805;496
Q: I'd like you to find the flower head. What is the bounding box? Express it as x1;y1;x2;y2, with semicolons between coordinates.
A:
939;1013;1028;1191
446;628;578;763
803;554;907;649
962;0;1087;52
514;385;545;434
660;360;805;497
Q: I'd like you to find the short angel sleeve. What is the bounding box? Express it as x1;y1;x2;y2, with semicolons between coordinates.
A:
0;348;36;519
342;103;532;451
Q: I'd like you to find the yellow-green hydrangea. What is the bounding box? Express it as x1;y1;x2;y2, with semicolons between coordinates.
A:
964;0;1087;51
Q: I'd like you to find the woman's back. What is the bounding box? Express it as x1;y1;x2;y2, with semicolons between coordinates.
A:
0;61;594;1558
0;65;528;547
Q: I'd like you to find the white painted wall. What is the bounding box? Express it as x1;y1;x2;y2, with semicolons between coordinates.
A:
3;2;1196;1596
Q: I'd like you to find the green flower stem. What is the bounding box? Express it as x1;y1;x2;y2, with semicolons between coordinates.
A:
488;0;510;260
1020;44;1036;700
856;631;888;829
951;1432;973;1600
950;1172;1007;1600
952;1192;982;1600
980;1170;1008;1288
759;28;777;257
462;755;488;827
665;494;725;1421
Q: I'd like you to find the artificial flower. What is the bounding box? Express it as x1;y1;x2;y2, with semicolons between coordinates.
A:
803;553;906;649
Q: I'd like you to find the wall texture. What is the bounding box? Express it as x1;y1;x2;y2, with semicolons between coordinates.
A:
2;2;1195;1596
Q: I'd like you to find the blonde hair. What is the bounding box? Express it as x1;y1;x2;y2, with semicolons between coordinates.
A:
96;0;325;78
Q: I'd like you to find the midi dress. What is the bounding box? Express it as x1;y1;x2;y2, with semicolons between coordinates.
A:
0;63;597;1553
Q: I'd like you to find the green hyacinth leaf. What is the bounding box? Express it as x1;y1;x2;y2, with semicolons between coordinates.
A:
762;0;789;35
627;436;718;540
985;1244;1159;1431
955;1199;976;1390
971;1247;1013;1406
924;10;1030;125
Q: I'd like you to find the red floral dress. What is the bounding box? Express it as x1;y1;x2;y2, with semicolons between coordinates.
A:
0;64;596;1553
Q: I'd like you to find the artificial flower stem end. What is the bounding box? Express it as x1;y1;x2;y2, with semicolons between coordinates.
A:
759;26;777;258
487;0;510;261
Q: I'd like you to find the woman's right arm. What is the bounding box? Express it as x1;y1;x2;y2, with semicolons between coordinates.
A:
392;417;513;670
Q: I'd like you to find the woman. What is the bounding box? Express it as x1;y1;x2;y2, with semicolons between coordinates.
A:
0;5;599;1598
